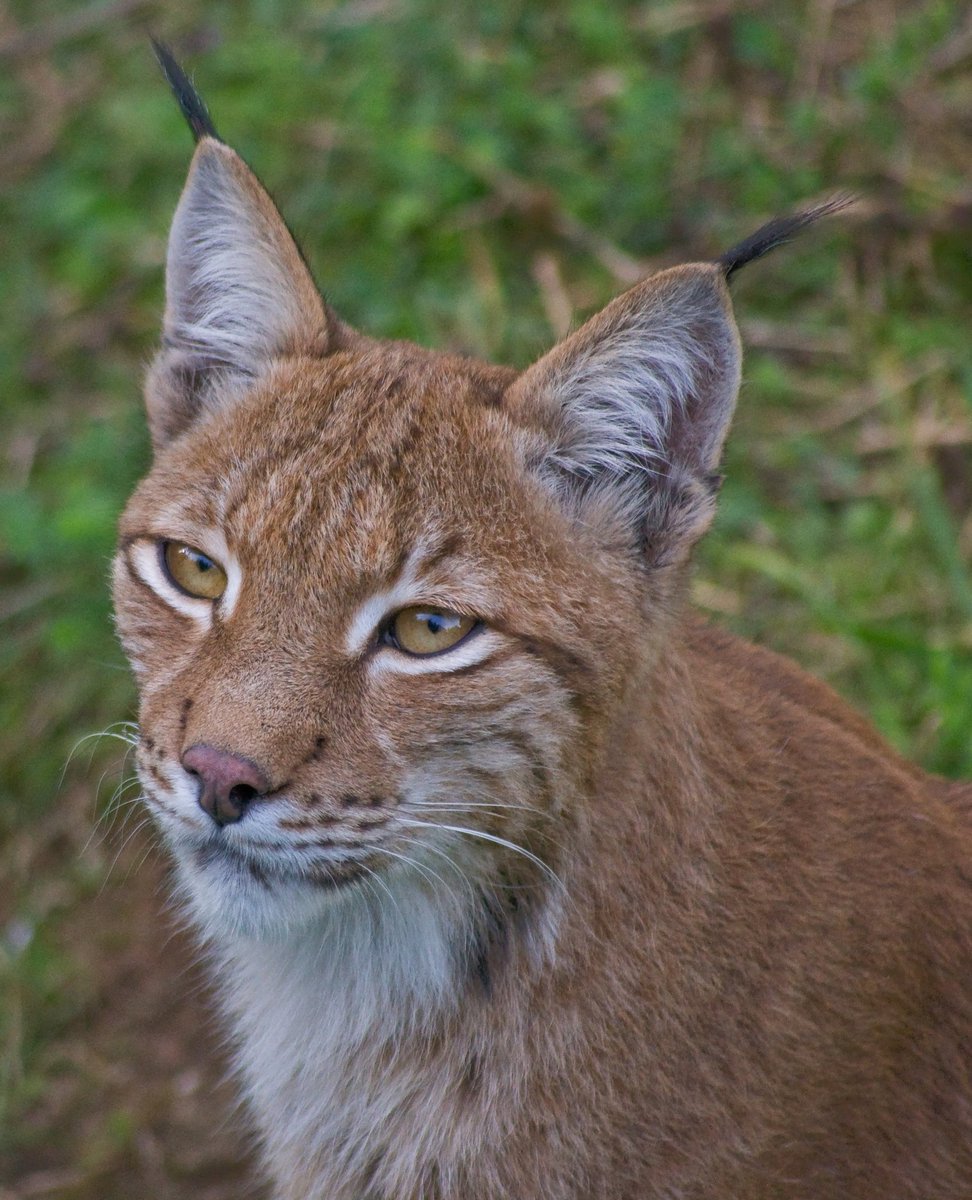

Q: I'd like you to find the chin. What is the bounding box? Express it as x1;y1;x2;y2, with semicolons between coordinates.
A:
170;845;350;942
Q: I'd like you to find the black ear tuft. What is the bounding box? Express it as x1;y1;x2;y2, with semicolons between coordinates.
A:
718;194;855;279
151;38;220;143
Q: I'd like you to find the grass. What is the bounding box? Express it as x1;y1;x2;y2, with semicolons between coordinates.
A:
1;0;970;1192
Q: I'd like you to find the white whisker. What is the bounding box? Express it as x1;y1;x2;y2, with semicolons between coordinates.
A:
407;799;548;816
100;814;155;893
398;818;563;889
125;831;163;882
406;802;569;863
372;844;463;898
60;723;140;792
357;863;403;918
84;783;142;852
93;760;125;810
80;771;143;859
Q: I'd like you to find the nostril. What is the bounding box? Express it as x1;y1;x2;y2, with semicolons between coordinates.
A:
228;783;258;807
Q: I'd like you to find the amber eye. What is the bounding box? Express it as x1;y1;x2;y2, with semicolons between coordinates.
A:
160;541;228;600
386;606;479;656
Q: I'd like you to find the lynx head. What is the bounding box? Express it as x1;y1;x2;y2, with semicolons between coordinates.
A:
114;48;842;995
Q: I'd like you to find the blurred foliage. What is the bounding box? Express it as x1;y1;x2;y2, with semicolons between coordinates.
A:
0;0;970;1190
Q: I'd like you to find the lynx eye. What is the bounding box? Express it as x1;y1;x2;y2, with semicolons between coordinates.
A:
386;606;479;656
160;541;227;600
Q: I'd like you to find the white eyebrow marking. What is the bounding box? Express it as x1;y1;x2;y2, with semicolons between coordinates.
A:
204;528;243;620
344;540;500;660
345;587;405;657
343;543;435;656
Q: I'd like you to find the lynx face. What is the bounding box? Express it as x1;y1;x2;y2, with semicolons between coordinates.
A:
116;344;629;944
113;108;753;962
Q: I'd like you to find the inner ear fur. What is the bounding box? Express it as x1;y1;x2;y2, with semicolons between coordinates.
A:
505;263;742;567
147;138;336;449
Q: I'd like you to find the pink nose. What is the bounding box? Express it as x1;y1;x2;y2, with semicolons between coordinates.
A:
181;744;270;827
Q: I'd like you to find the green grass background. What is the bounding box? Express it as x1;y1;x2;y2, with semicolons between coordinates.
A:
1;0;970;1188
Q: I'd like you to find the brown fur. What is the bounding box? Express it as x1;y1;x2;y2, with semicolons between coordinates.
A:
113;124;972;1200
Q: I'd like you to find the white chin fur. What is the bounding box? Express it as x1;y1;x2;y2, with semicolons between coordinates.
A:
171;847;338;941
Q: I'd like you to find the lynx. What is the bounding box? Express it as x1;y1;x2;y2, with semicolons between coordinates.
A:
112;45;972;1200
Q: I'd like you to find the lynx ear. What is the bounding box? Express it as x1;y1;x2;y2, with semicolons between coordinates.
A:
146;138;333;447
506;263;741;567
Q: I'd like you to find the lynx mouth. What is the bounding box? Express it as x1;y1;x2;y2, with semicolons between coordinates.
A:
191;838;369;893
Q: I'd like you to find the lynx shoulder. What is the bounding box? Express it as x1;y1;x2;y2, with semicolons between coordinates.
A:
112;45;972;1200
